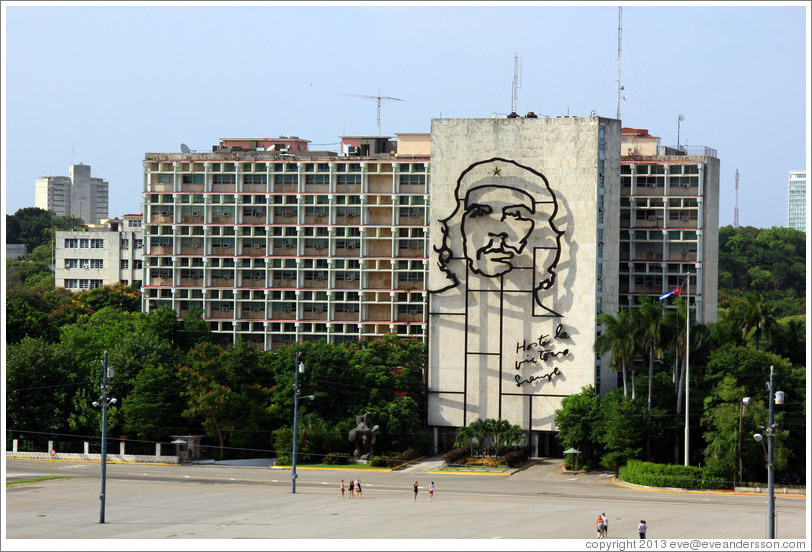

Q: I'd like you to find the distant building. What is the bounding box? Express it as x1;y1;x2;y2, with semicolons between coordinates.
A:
6;244;29;260
35;163;109;224
787;170;806;232
620;128;720;324
54;214;144;290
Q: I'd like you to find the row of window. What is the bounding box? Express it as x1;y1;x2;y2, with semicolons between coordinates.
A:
155;173;427;187
64;279;104;289
64;238;105;249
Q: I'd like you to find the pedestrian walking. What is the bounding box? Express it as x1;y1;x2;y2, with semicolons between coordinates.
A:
428;481;434;501
348;478;354;498
596;514;604;539
355;478;362;499
338;479;345;498
413;481;419;501
638;520;647;539
601;513;608;538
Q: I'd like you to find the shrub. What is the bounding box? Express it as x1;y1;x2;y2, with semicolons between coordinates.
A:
505;449;529;468
323;452;355;465
443;447;469;465
619;460;731;490
369;456;389;468
275;454;291;466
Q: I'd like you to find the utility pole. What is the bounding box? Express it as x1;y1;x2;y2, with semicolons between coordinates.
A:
684;274;690;465
766;366;776;538
93;350;116;523
291;351;302;494
616;7;624;120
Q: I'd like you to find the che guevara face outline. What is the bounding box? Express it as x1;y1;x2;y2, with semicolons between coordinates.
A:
461;185;535;277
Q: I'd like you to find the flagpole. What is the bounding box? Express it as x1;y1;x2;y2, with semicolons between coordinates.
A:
684;274;690;466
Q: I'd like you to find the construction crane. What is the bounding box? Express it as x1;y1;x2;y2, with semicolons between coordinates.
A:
342;88;404;136
734;169;740;228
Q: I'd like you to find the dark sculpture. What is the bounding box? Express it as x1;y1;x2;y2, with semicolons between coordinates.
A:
349;413;380;460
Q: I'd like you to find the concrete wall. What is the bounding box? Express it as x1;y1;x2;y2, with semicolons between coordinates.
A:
6;451;179;464
427;116;621;432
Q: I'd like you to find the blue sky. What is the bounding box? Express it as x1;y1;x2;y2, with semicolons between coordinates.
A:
2;2;809;229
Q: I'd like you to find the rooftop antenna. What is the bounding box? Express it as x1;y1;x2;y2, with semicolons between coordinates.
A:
616;7;625;120
511;52;522;114
341;87;404;136
677;113;685;149
734;169;740;228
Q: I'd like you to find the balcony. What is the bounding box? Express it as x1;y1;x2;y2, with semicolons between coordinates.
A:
240;310;266;319
151;214;174;223
210;309;234;319
211;183;236;193
178;278;204;286
179;247;204;255
334;311;360;321
240;279;265;288
242;215;266;224
243;247;267;257
211;216;235;224
180;215;204;224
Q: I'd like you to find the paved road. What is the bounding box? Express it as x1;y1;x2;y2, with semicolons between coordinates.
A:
4;456;808;543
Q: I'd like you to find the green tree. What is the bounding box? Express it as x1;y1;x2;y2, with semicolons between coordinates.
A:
120;363;188;442
634;297;665;411
554;386;602;468
594;309;636;398
598;389;649;470
6;337;81;441
731;292;779;351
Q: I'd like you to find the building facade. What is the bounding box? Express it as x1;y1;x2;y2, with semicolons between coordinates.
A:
787;170;806;232
426;116;621;454
620;128;720;324
54;214;144;290
140;136;430;349
35;163;109;224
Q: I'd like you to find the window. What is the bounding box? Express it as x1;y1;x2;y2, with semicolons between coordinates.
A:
243;174;267;186
305;174;329;186
182;174;204;184
121;238;129;249
400;174;426;187
213;174;236;186
65;279;78;289
90;239;104;248
134;239;143;249
337;174;362;186
64;259;78;269
80;239;90;248
121;260;129;270
65;238;78;248
133;260;143;270
90;259;103;269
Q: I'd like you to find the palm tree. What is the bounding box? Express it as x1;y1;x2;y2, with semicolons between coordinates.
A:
634;297;665;412
732;292;778;351
594;309;636;398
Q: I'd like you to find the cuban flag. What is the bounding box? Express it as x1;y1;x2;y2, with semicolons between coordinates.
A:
658;282;685;302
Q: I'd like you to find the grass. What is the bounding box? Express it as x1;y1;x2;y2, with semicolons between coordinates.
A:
273;462;389;470
7;476;72;487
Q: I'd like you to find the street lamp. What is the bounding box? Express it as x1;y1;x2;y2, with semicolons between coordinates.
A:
92;350;116;524
291;351;314;494
737;396;751;488
753;366;784;539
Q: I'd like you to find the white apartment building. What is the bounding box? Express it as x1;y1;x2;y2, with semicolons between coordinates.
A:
787;170;806;232
141;136;430;348
55;214;144;290
35;163;109;224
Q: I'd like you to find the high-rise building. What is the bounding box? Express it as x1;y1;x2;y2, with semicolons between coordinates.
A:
141;136;430;349
426;116;621;454
620;128;720;324
54;214;144;289
787;170;806;232
35;163;109;224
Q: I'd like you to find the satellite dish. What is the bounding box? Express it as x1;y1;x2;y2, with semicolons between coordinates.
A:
180;143;191;153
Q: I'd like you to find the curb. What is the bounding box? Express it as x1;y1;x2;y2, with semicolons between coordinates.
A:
612;477;806;498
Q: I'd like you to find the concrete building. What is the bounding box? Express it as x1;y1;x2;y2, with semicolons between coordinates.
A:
140;136;430;348
35;163;109;224
787;170;806;232
426;116;621;454
54;214;144;290
620;128;720;324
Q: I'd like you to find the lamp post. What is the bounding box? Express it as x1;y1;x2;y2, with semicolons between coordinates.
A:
737;396;751;488
290;351;314;494
684;274;691;465
92;350;116;524
755;365;784;539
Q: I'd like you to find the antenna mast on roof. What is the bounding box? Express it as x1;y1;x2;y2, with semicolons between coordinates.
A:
341;88;405;136
511;52;522;114
616;7;624;120
734;169;740;228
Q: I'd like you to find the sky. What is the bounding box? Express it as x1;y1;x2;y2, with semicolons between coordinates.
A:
2;1;809;230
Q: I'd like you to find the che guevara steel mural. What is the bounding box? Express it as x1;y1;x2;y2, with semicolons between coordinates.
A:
428;157;573;427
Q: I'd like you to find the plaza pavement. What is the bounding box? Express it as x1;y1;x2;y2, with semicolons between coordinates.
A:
3;455;808;546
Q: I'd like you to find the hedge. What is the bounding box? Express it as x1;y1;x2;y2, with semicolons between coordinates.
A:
443;447;469;465
619;460;731;490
